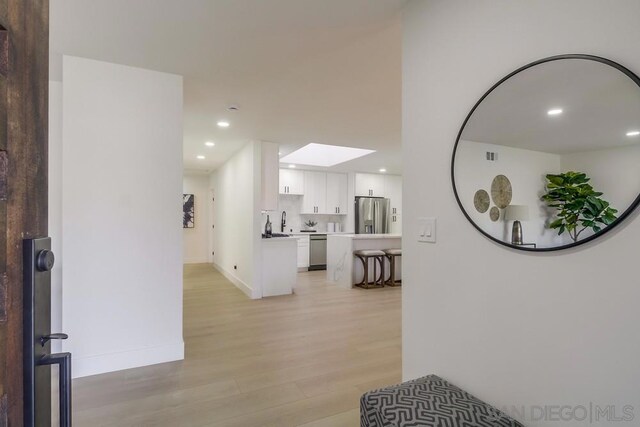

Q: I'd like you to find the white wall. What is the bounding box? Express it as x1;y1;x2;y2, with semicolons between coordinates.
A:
403;2;640;425
210;141;263;299
561;144;640;216
62;56;184;378
183;173;211;264
455;140;566;247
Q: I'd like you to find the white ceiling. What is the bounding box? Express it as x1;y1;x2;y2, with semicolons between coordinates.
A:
462;58;640;154
50;0;404;174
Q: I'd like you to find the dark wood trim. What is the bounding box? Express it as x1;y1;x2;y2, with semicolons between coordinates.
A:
0;0;49;424
0;151;6;200
0;273;6;323
0;25;7;77
0;393;7;426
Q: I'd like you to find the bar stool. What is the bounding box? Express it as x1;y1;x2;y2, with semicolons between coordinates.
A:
354;249;385;289
384;249;402;287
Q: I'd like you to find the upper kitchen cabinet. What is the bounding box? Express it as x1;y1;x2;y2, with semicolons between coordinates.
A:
302;171;327;214
355;173;385;197
384;175;402;215
279;168;305;195
326;173;348;215
384;175;402;234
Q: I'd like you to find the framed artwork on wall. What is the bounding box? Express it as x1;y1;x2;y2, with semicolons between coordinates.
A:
183;194;194;228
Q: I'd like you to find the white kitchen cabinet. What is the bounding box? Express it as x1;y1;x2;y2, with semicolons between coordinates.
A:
384;175;402;215
262;238;297;297
325;173;348;215
302;171;327;214
296;235;310;269
279;169;304;195
355;173;385;197
390;213;402;234
384;175;402;234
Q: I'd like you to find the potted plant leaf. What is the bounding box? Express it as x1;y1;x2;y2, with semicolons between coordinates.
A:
541;171;618;242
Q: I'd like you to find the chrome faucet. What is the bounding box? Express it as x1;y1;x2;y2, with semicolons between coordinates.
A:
281;211;286;232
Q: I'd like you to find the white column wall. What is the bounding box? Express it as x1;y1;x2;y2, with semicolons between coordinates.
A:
61;56;184;377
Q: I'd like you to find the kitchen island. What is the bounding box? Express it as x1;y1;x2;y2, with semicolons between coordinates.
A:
327;234;402;289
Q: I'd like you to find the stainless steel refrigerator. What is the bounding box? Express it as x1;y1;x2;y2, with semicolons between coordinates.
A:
355;196;390;234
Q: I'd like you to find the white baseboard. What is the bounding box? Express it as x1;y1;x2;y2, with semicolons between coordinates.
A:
212;262;255;299
71;341;184;378
184;258;210;264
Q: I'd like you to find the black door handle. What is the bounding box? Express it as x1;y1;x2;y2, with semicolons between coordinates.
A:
40;333;68;347
39;352;72;427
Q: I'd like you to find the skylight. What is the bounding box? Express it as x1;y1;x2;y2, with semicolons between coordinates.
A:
279;143;375;167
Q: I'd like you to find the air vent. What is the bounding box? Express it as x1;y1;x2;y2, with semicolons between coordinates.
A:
486;151;498;161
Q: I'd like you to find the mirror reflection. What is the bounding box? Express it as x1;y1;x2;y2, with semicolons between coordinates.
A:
453;56;640;250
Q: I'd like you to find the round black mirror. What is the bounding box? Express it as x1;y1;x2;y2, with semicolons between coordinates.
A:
452;55;640;251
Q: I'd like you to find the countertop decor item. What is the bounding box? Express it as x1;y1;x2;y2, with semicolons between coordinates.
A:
264;215;272;237
473;189;490;213
490;175;512;209
304;220;318;230
541;171;617;242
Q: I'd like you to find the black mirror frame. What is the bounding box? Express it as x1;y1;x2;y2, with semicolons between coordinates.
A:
451;54;640;252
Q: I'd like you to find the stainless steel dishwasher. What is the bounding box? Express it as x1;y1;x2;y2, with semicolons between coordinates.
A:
309;234;327;271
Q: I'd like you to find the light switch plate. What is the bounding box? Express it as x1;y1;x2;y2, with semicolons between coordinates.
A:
418;217;436;243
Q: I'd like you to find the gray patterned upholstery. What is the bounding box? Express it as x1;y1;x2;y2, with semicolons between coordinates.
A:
360;375;524;427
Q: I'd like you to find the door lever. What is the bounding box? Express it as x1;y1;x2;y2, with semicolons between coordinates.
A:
40;333;68;347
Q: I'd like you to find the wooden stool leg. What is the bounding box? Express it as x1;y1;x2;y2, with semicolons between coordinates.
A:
386;255;402;287
385;255;392;286
355;255;365;288
355;254;386;289
390;255;394;285
363;256;369;288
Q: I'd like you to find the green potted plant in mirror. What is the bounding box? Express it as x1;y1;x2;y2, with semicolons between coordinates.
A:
541;171;618;243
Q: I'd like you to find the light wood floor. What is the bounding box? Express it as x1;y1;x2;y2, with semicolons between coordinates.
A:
72;264;402;426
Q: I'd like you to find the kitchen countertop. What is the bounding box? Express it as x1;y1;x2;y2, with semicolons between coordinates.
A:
289;231;352;236
328;234;402;240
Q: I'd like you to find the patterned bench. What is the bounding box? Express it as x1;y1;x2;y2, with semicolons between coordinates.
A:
360;375;524;427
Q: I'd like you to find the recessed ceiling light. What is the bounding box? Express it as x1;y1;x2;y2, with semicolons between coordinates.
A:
379;168;387;173
197;155;205;160
205;141;215;147
547;108;563;116
278;152;282;155
288;164;296;168
626;130;640;137
280;143;376;167
217;121;230;128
